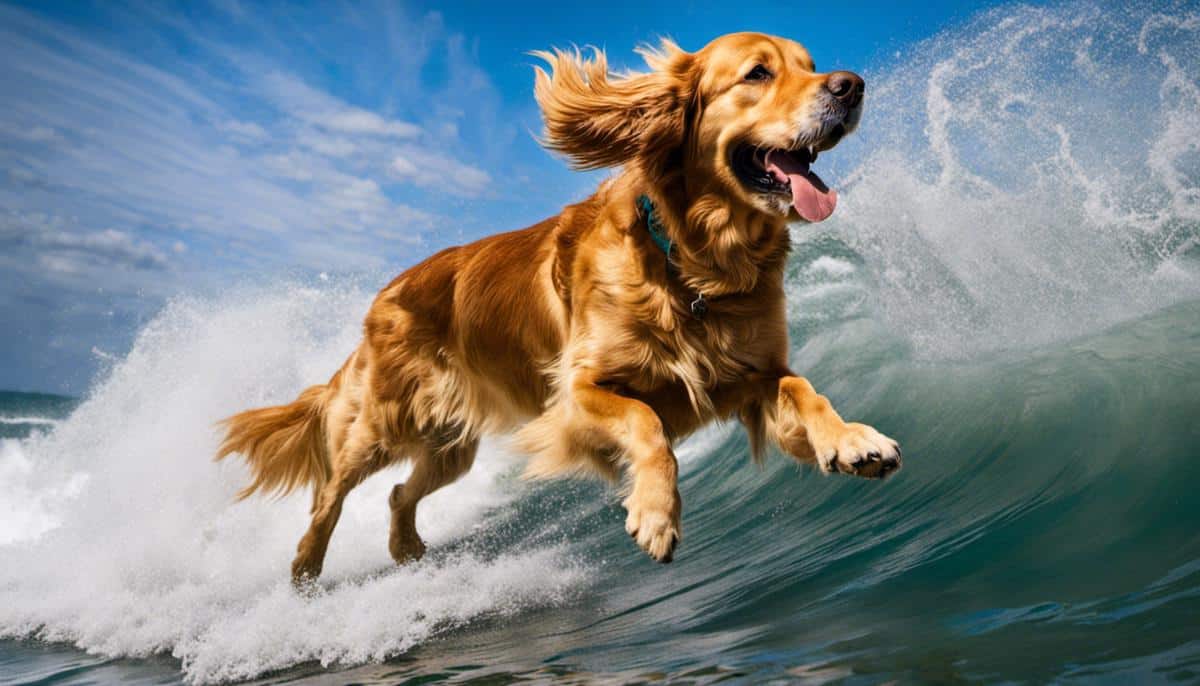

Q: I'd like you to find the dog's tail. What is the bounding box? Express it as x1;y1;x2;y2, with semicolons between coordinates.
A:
215;384;331;501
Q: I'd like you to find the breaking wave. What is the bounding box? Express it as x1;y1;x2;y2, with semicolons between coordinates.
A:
2;1;1199;682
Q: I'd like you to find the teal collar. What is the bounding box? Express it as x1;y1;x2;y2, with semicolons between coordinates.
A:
637;194;673;259
636;194;708;319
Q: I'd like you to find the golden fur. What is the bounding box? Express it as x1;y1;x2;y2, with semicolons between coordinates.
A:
217;32;900;583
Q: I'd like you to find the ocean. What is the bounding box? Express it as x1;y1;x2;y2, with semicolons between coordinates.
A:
2;2;1200;684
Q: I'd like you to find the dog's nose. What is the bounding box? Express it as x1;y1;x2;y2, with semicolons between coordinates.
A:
826;71;864;108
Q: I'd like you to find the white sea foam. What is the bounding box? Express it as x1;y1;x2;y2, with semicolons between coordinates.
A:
812;2;1200;358
3;3;1199;683
805;256;857;278
0;416;60;426
0;439;87;545
676;421;736;467
0;284;589;683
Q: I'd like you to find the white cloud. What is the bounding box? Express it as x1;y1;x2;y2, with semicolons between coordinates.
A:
216;119;268;141
319;110;420;138
320;177;386;216
259;71;421;140
0;13;443;272
0;1;536;393
26;126;60;143
0;211;169;272
0;121;63;145
296;130;358;158
260;151;316;181
39;253;80;275
45;228;170;270
391;146;492;197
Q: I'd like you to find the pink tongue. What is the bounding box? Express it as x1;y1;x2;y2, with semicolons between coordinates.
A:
765;150;838;222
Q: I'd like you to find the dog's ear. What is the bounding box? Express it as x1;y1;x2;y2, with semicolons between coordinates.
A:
533;40;698;177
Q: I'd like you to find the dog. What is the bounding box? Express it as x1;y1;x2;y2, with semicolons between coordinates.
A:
217;32;900;584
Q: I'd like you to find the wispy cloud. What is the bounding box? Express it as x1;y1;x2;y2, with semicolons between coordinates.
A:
257;71;423;139
391;146;493;197
216;119;268;141
0;1;551;393
0;211;168;276
317;109;423;139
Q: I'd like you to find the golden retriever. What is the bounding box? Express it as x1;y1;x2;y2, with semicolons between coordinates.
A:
217;32;900;583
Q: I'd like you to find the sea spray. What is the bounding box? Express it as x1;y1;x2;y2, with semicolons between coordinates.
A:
817;1;1200;358
2;1;1200;683
0;284;589;683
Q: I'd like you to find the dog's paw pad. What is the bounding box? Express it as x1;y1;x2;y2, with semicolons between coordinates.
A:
624;501;681;563
823;424;901;479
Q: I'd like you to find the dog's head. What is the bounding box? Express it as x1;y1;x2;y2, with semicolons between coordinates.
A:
534;32;863;223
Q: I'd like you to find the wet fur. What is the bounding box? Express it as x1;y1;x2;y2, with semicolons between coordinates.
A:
216;32;901;583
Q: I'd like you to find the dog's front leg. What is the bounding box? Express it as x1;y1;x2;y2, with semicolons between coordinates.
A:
571;371;681;562
774;375;901;478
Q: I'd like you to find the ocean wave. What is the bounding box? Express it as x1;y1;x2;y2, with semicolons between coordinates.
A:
0;416;60;426
0;285;591;683
2;1;1199;683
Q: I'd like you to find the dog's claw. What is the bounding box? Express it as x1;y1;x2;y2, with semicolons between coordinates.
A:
815;422;902;479
624;492;682;563
660;535;678;564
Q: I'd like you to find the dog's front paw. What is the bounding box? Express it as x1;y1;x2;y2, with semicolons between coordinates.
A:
623;486;681;563
290;553;323;587
812;421;901;479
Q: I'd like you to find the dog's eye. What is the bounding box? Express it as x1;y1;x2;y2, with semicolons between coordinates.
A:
744;64;773;82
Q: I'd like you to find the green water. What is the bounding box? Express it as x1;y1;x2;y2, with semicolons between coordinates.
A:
2;301;1198;684
0;391;75;440
3;0;1200;682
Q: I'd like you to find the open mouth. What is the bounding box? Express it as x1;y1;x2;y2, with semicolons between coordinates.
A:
730;135;842;222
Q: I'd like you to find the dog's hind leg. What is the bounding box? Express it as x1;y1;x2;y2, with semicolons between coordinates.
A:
291;417;389;585
520;370;680;563
388;435;479;565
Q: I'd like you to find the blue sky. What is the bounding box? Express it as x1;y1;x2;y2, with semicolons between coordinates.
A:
0;0;1021;394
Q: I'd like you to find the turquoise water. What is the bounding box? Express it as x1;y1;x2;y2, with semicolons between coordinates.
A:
3;299;1199;684
0;392;75;440
3;1;1200;683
